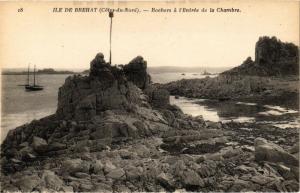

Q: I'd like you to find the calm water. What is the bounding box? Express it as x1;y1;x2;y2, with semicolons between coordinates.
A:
1;74;70;142
170;96;299;129
151;72;217;84
1;73;298;143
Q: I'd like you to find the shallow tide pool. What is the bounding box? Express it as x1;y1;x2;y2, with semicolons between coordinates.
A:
170;96;299;129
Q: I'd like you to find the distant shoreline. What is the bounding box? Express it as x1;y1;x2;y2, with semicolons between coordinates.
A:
2;72;77;75
2;67;81;75
2;66;230;76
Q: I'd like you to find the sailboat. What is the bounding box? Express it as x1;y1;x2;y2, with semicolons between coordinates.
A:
25;65;44;91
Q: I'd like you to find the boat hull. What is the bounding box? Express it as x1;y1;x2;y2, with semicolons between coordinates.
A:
25;85;44;91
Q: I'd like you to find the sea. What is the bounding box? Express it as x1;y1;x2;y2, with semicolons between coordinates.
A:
1;72;299;143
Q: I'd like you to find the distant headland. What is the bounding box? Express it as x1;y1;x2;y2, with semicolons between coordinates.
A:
2;68;77;75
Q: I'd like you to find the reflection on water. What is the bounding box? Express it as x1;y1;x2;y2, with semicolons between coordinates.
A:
151;73;217;84
170;96;263;122
236;102;257;106
170;96;219;121
222;117;255;123
170;96;299;129
259;105;298;116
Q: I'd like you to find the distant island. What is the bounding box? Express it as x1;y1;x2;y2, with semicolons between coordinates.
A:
2;68;76;75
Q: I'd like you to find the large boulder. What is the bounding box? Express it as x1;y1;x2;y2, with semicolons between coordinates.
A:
31;136;48;153
181;169;205;187
106;168;125;179
254;137;299;166
61;159;90;174
125;165;143;180
90;53;110;76
15;174;41;192
157;172;175;190
123;56;150;89
41;170;64;191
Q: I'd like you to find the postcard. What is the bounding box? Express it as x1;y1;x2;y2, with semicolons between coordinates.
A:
1;0;299;192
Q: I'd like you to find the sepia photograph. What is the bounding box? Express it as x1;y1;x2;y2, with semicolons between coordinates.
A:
0;0;299;192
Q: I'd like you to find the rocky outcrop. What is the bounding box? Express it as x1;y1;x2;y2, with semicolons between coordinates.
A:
162;37;299;101
162;75;270;99
222;36;299;76
57;53;152;120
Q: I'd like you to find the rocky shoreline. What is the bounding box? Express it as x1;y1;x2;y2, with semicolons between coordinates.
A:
1;51;299;192
161;75;299;110
161;37;299;108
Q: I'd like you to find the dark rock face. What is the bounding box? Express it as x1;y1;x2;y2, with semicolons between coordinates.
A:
57;53;153;120
123;56;150;89
255;37;298;67
149;88;170;108
89;53;121;86
222;36;299;76
89;53;109;77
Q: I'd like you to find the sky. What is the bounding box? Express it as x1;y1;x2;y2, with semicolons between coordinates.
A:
0;0;299;70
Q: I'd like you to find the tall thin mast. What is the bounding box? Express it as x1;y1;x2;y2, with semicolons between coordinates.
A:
27;65;30;85
109;11;114;65
33;65;36;86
